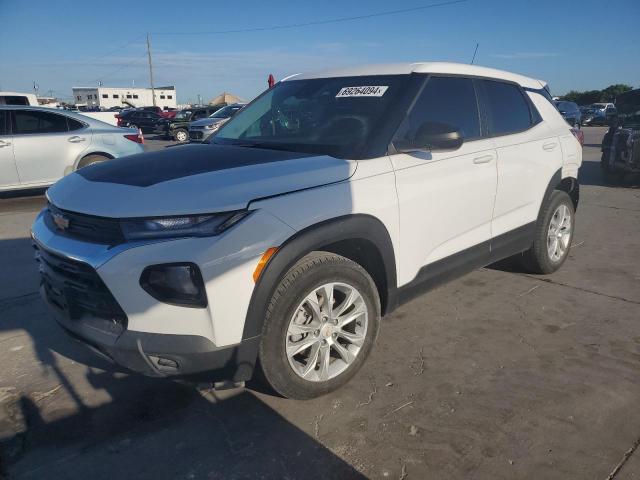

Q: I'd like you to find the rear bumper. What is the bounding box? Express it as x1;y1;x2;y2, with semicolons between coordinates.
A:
41;284;259;381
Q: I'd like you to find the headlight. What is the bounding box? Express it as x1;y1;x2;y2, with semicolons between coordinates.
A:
120;211;250;241
204;122;222;131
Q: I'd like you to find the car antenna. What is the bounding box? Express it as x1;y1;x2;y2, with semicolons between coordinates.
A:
470;43;479;65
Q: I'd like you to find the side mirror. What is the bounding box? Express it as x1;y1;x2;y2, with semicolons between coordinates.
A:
394;121;464;153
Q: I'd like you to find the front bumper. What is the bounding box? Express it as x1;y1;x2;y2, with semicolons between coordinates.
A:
35;238;259;381
188;128;214;143
31;206;296;381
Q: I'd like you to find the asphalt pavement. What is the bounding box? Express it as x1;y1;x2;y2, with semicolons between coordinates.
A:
0;127;639;479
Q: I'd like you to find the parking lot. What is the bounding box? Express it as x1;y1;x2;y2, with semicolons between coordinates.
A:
0;127;638;479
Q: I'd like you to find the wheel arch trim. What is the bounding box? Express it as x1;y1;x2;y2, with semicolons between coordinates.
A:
241;214;397;341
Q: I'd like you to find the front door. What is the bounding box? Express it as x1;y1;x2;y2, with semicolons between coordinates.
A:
390;76;497;287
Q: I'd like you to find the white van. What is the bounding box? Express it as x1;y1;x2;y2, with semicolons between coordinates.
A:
0;92;38;106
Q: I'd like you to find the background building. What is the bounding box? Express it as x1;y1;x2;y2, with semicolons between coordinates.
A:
71;86;177;109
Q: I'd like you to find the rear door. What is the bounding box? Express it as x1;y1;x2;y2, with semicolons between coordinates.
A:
479;79;562;239
0;110;20;188
12;109;89;185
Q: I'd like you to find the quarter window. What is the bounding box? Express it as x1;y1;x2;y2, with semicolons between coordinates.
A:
482;80;532;136
394;76;481;143
67;117;85;131
13;110;69;134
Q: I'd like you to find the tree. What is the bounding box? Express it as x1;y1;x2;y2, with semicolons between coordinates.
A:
600;84;633;102
561;84;634;105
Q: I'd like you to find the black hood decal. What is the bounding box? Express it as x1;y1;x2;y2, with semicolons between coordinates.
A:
78;144;315;187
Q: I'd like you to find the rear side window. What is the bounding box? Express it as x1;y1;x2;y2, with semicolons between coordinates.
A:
482;80;532;136
13;110;69;134
395;76;481;142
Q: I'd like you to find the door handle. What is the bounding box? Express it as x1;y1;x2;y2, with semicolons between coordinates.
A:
473;155;494;164
0;140;11;147
543;142;558;151
68;136;85;143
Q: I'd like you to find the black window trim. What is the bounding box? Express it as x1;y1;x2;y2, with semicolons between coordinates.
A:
478;78;541;139
9;109;88;135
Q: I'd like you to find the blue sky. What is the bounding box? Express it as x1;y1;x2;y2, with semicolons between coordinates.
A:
1;0;638;103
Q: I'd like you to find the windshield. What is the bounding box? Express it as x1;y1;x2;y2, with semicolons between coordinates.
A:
214;75;409;158
210;105;240;119
555;101;575;111
173;110;192;120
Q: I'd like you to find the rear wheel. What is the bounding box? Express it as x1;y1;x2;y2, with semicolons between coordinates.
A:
258;252;380;399
77;154;109;169
521;190;575;274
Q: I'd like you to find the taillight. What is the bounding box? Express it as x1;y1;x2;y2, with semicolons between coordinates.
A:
570;128;584;146
124;129;144;144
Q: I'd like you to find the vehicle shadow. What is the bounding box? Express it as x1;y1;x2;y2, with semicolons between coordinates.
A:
0;236;365;479
578;159;640;188
3;379;365;480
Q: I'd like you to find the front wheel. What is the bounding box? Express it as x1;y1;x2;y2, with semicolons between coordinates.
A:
174;129;188;142
521;190;575;274
258;252;380;399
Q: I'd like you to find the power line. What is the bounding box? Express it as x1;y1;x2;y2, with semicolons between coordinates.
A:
95;53;148;84
152;0;468;36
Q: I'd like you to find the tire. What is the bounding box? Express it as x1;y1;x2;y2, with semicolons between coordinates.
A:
258;251;380;399
521;190;575;274
128;124;138;131
77;154;109;169
174;129;188;142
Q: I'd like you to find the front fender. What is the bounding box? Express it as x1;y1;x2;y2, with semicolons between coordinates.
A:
242;214;397;341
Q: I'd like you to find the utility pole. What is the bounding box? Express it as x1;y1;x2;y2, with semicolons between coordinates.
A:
146;33;156;106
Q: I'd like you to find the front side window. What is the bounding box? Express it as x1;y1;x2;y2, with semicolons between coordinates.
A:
482;80;532;136
215;75;409;158
13;110;69;134
173;110;192;120
393;76;481;145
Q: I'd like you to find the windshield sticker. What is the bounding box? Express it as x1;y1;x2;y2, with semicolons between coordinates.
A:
336;86;388;98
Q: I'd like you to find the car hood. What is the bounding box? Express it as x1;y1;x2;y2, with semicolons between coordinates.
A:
47;144;357;218
190;117;225;127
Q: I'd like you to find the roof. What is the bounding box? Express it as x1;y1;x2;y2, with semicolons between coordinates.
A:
208;92;245;105
285;62;546;90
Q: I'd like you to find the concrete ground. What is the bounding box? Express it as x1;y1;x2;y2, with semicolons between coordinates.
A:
0;128;638;479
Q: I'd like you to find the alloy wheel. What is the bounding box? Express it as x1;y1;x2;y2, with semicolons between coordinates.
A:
285;282;368;382
547;204;572;262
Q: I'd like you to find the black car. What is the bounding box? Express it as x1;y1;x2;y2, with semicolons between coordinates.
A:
601;89;640;180
116;110;165;132
554;100;581;127
158;106;221;142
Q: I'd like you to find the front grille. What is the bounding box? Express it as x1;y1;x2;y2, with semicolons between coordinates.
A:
48;203;125;245
35;244;127;335
189;130;203;140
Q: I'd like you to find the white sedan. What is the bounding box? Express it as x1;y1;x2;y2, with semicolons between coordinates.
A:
0;106;144;192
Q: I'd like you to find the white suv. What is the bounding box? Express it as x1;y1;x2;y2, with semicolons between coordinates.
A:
32;63;582;399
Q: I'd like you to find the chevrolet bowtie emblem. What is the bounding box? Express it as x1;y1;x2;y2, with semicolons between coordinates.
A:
53;213;70;231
